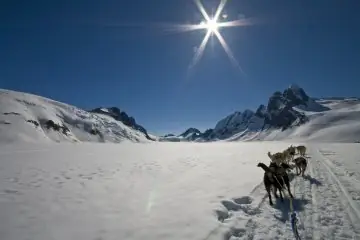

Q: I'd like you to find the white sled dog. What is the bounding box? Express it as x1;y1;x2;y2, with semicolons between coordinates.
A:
296;145;307;156
267;151;287;165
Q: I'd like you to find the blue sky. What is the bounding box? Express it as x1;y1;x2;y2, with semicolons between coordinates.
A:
1;0;360;135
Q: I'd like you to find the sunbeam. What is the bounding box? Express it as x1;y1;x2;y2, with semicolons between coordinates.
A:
105;0;253;74
187;0;248;73
194;0;211;21
213;30;245;74
189;30;212;69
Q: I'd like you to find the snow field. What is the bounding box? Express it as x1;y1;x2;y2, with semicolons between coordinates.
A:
1;142;360;239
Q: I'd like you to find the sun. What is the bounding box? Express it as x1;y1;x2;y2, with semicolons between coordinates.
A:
200;19;219;33
157;0;253;73
206;19;219;33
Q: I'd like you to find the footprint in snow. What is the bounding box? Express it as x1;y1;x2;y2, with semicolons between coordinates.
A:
221;200;243;211
221;196;254;212
233;196;253;205
215;209;230;222
3;189;22;195
223;227;246;240
215;196;259;222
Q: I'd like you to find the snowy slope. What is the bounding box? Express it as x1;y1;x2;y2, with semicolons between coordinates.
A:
238;98;360;143
0;89;151;144
162;96;360;143
161;85;360;143
284;84;330;112
1;142;360;240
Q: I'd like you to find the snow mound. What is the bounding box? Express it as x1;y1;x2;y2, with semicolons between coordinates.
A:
0;89;151;144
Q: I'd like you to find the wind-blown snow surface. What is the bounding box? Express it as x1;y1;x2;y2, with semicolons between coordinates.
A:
0;89;150;144
2;142;360;240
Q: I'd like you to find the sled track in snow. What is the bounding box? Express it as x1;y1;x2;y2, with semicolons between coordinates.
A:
215;173;310;239
307;156;321;240
206;147;360;240
317;150;360;221
311;148;360;239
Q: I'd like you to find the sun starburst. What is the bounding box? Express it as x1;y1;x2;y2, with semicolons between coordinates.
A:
104;0;254;75
202;19;219;33
187;0;251;73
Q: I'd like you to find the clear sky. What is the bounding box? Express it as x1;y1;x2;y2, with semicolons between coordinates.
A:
1;0;360;135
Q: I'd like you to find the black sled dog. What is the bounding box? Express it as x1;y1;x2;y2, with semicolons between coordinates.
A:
257;162;294;206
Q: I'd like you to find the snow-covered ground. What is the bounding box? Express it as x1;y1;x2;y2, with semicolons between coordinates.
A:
1;142;360;240
0;89;150;144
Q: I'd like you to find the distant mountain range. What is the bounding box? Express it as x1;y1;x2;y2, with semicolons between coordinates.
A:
1;85;360;144
160;84;360;143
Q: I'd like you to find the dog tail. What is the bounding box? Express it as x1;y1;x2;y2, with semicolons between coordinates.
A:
267;152;272;159
257;162;271;172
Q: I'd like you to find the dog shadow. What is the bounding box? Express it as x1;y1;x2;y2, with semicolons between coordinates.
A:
303;174;322;186
273;197;310;223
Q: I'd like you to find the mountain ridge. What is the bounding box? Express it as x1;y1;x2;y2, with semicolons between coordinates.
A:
160;84;360;143
0;89;153;144
1;86;360;144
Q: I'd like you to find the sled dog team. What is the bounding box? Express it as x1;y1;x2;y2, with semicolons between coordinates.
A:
257;145;307;206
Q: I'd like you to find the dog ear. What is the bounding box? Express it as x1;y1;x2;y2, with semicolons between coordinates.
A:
257;162;264;167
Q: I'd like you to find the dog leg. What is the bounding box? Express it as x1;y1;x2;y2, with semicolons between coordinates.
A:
302;166;305;177
273;187;279;199
266;185;273;205
286;182;294;199
279;189;284;202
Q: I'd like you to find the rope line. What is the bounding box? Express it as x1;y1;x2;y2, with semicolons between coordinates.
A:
273;173;301;240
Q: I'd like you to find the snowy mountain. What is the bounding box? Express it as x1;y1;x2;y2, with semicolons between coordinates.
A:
0;89;153;144
162;85;360;143
230;88;360;142
90;107;153;140
159;128;202;142
178;127;201;140
2;85;360;144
